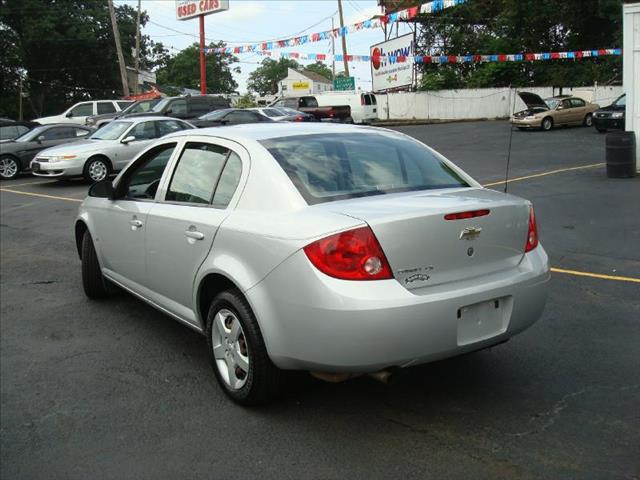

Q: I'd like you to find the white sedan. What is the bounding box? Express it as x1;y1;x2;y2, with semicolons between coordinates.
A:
76;123;550;405
32;117;194;182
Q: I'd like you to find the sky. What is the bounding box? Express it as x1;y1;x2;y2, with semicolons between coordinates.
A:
115;0;416;93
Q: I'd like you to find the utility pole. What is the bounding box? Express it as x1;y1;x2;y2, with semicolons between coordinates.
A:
331;16;336;78
134;0;141;94
337;0;349;77
199;15;207;94
108;0;130;97
18;77;23;121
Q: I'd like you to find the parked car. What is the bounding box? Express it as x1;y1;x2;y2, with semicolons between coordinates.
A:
85;99;161;129
76;123;550;405
314;92;378;124
0;119;40;142
592;94;626;133
511;92;599;131
31;117;193;182
0;124;93;180
250;107;316;122
190;108;274;127
123;95;231;121
270;96;352;122
34;100;132;125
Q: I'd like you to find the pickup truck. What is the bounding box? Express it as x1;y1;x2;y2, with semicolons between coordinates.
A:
270;96;352;123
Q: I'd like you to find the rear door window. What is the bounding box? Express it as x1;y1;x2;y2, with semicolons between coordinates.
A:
570;98;586;108
165;143;229;204
261;133;469;205
97;102;116;114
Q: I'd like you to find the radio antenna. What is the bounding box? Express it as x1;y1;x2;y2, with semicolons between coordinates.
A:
503;86;516;193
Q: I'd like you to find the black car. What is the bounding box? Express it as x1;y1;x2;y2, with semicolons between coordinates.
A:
0;124;93;179
190;108;274;128
0;119;40;141
123;95;231;122
593;94;625;133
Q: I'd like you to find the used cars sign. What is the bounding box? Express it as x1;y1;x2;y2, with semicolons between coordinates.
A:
370;33;415;92
176;0;229;20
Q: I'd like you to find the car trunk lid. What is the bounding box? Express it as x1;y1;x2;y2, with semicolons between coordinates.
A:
322;188;530;291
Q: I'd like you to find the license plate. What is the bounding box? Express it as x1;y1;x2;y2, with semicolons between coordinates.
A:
32;162;40;172
457;297;512;346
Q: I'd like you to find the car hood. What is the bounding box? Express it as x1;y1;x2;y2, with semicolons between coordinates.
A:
123;111;163;118
597;103;625;113
517;92;549;110
36;139;110;157
34;115;63;124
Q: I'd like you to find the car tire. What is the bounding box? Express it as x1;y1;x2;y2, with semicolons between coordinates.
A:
596;127;607;133
584;113;593;127
541;117;553;131
81;230;115;299
83;157;111;183
0;155;20;180
206;289;285;405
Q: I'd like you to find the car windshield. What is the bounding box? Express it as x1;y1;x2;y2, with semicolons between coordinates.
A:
545;98;560;109
613;95;626;107
277;107;299;115
151;98;171;112
124;99;159;114
199;109;229;120
261;132;470;205
14;125;47;142
90;121;132;140
261;108;285;117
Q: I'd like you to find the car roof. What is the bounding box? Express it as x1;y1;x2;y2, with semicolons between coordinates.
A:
110;116;179;123
165;122;379;142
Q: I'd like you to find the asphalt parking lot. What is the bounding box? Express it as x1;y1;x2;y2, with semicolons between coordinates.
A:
1;121;639;480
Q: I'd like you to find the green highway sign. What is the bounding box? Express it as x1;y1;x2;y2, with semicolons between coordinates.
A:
333;76;356;91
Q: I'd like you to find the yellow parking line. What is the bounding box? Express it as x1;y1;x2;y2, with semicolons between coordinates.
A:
0;188;83;203
4;180;58;188
483;163;605;187
551;267;640;284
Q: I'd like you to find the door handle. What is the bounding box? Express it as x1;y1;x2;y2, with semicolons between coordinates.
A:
184;229;205;241
129;219;143;228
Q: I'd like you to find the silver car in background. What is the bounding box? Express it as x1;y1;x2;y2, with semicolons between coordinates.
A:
75;123;550;405
32;116;194;182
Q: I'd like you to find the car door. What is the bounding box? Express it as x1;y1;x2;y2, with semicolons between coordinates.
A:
22;126;71;159
570;98;587;123
96;101;117;116
144;139;245;323
65;102;95;124
89;142;179;292
113;120;159;170
555;99;573;125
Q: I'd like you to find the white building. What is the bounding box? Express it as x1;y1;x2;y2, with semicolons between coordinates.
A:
278;68;333;97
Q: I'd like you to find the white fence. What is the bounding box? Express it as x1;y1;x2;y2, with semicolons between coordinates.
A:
376;85;624;121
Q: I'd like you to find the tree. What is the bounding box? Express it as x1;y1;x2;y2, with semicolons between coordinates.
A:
0;0;169;119
247;58;300;96
235;93;256;108
155;42;239;94
304;61;334;81
416;0;624;90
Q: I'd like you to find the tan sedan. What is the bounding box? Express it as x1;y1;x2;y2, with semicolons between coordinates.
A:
511;92;600;131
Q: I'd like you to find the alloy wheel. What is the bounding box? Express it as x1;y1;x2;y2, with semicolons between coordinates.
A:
585;114;593;127
211;309;250;390
0;157;19;179
88;160;108;182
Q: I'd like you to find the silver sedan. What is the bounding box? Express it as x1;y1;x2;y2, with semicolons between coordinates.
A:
75;123;550;405
31;116;194;182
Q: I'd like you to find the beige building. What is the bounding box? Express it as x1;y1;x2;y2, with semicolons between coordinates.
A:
278;68;333;97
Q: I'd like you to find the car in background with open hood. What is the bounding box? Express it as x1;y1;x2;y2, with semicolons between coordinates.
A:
511;92;599;131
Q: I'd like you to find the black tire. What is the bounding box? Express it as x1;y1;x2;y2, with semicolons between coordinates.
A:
584;113;593;127
81;231;113;299
0;155;20;180
83;156;111;183
596;127;607;133
206;289;285;405
541;117;553;131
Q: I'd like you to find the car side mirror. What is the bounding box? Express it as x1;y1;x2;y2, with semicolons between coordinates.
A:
557;105;564;110
165;109;172;115
88;179;115;199
66;111;74;118
121;135;135;144
37;135;45;143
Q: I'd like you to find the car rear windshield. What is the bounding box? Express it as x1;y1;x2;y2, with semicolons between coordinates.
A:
260;132;469;205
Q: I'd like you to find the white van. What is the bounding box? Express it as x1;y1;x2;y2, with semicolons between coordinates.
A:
314;92;378;124
34;100;132;125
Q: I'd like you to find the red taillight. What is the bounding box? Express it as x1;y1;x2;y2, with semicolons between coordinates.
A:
328;108;334;118
444;209;490;220
525;206;539;252
294;115;304;121
303;226;393;280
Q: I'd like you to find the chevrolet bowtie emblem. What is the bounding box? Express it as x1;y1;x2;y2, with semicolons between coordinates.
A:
460;226;482;240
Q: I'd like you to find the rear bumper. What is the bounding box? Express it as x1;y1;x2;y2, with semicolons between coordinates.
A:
246;246;550;372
